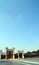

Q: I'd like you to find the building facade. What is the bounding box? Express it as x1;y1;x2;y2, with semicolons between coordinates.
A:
6;47;15;59
18;50;24;58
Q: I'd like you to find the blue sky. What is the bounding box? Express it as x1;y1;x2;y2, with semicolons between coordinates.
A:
0;0;39;52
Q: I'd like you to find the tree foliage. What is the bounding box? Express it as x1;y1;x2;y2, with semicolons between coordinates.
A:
24;49;39;55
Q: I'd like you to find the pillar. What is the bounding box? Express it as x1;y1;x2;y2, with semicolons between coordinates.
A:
12;48;15;59
6;47;8;59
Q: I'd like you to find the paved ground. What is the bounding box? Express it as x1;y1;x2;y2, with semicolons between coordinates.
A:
0;58;39;65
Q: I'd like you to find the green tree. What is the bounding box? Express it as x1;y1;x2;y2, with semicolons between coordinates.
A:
26;51;31;55
32;51;36;53
36;50;39;55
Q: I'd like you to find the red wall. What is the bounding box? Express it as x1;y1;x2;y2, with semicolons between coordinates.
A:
7;51;13;59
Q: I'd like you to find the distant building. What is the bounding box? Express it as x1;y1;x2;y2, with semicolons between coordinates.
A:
6;47;15;59
18;50;24;58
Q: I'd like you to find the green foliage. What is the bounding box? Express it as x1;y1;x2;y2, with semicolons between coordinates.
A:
24;49;39;55
26;51;31;55
32;51;36;53
24;51;31;56
35;50;39;55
